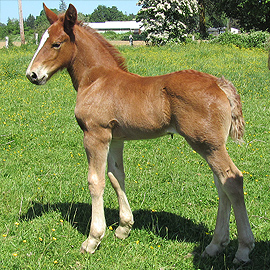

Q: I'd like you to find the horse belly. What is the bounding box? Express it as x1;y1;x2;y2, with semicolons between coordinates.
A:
111;105;174;140
112;123;175;140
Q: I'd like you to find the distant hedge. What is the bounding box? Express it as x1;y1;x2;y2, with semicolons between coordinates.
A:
210;31;270;49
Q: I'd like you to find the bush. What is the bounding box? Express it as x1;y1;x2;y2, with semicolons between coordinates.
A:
101;31;119;40
247;31;270;48
211;31;270;49
102;31;145;41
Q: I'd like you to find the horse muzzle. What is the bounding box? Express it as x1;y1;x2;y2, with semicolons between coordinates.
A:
26;69;48;85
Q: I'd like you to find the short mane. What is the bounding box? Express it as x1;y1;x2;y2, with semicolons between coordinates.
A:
58;12;128;71
80;22;128;71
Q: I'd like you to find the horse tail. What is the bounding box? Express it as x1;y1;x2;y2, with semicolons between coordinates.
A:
216;76;245;143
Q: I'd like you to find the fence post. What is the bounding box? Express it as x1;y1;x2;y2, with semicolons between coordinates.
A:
35;33;39;45
5;36;9;48
129;34;133;46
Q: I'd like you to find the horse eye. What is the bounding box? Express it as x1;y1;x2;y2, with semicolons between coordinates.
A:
52;43;61;49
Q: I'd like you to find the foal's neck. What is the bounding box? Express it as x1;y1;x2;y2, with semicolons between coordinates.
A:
68;25;123;91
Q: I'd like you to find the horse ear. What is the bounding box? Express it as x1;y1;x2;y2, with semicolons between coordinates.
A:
43;3;58;25
64;4;77;29
64;4;77;41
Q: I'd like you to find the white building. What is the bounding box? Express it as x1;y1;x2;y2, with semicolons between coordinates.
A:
207;27;226;36
86;21;143;34
207;27;240;36
230;27;240;34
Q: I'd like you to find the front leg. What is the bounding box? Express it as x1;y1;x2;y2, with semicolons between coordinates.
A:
107;140;134;240
80;130;111;254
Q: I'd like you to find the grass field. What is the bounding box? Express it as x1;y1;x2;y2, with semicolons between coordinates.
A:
0;43;269;269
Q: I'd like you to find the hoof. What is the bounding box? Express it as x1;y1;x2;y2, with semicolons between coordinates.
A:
233;244;254;264
233;257;252;265
202;244;223;258
115;225;131;240
201;249;220;259
80;238;101;254
201;250;209;258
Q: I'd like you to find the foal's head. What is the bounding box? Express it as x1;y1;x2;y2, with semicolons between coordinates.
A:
26;4;78;85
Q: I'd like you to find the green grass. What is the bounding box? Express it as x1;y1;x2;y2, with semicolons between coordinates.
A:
0;43;269;269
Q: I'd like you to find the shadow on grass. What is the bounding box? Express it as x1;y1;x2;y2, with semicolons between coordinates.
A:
21;201;210;243
193;239;270;270
21;202;270;270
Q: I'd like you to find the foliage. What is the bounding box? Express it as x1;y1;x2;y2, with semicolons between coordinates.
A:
203;0;228;28
33;9;57;38
0;19;19;39
2;1;270;45
211;31;270;49
0;5;135;41
211;0;270;32
86;5;135;22
25;14;35;30
0;24;8;39
101;31;144;41
194;0;270;36
0;43;269;269
59;0;67;13
136;0;198;45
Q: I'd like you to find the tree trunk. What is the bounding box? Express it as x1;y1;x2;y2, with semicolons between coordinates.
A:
198;0;207;38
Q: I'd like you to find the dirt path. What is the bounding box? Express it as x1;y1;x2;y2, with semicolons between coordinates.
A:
110;40;145;46
0;41;22;48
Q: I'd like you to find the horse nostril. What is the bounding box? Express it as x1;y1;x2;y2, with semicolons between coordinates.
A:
31;72;38;80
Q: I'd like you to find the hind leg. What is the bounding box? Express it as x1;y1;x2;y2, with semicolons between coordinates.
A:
202;173;231;257
203;146;254;263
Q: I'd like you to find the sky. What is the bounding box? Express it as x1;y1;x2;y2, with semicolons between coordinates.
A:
0;0;141;24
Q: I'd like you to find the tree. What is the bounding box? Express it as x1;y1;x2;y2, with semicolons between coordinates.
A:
89;5;133;22
136;0;198;45
198;0;207;38
0;23;8;39
211;0;270;31
77;12;88;22
108;6;127;21
59;0;67;13
25;14;35;29
6;18;20;35
34;9;58;36
203;0;228;29
89;5;110;22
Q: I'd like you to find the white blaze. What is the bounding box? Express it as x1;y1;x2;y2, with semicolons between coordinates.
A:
26;29;50;72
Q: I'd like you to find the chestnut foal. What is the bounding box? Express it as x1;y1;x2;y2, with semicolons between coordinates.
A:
26;4;254;263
